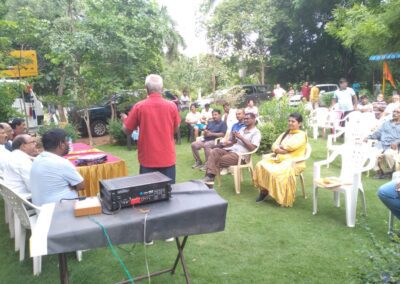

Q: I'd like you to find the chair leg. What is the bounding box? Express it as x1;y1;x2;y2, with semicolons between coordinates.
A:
312;186;318;215
8;205;15;239
388;211;394;235
14;214;21;252
217;170;221;188
33;256;42;276
344;186;358;228
299;174;306;199
19;228;26;261
76;250;83;262
232;167;241;194
333;191;340;208
4;202;9;224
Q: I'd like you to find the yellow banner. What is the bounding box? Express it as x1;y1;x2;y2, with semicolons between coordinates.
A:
1;50;38;78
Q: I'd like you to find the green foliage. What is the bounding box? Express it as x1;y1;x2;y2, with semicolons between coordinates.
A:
0;83;22;122
320;93;334;107
37;122;80;142
258;97;309;153
106;119;126;146
327;0;400;55
357;219;400;283
179;109;190;138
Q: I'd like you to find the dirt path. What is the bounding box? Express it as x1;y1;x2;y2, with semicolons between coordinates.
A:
76;135;112;146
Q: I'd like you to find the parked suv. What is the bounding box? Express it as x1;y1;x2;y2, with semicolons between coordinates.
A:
68;91;145;137
195;84;272;108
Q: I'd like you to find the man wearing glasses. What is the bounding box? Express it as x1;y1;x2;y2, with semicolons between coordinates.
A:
3;134;38;196
366;107;400;179
202;113;261;185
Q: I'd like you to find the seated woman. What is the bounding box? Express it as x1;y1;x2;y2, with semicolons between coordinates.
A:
253;113;307;207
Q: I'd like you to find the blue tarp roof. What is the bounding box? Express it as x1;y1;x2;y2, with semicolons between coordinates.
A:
369;53;400;61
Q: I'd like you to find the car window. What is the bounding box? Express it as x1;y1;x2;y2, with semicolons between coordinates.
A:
319;86;330;93
256;86;267;93
243;87;253;95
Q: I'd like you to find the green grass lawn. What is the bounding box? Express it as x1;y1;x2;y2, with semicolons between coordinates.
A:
0;139;395;283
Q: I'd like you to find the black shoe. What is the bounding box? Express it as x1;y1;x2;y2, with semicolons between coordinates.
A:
256;191;268;203
373;174;385;179
192;161;202;169
201;175;214;185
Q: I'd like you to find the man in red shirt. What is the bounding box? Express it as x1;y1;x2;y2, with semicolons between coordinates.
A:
301;81;310;101
121;74;181;183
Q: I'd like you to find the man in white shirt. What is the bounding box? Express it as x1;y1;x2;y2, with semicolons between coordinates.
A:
331;78;358;116
30;128;84;206
0;124;11;176
222;102;238;131
200;103;213;123
382;94;400;119
273;84;286;100
0;122;13;151
3;134;38;196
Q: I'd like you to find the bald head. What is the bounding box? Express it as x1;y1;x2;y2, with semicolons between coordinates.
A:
145;74;163;94
12;134;38;156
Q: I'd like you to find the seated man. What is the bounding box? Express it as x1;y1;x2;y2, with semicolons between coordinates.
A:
30;128;84;206
372;93;387;119
200;103;213;124
222;102;238;131
202;113;261;185
220;108;246;144
185;104;203;141
358;95;373;113
0;122;13;151
191;110;227;170
0;124;11;176
366;106;400;179
3;134;38;196
377;178;400;221
10;118;26;139
381;94;399;119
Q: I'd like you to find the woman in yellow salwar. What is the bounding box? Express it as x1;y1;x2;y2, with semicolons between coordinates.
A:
253;113;307;207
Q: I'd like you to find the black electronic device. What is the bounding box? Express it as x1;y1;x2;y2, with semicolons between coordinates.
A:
100;172;172;211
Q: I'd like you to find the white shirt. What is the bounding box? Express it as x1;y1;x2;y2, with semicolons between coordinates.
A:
334;87;356;111
200;108;213;122
245;106;259;117
0;145;11;177
274;87;286;100
223;108;238;130
3;149;32;195
30;151;83;206
185;111;201;124
225;127;261;155
384;102;400;116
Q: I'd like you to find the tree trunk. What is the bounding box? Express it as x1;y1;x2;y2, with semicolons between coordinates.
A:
260;60;265;85
57;66;67;122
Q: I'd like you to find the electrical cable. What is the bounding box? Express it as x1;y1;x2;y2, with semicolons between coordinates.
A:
143;213;151;284
59;196;87;203
88;216;134;284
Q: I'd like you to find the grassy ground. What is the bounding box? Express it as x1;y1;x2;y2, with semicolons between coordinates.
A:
0;138;394;283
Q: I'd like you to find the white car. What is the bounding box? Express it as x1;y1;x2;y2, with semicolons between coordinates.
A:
195;88;231;108
289;84;339;107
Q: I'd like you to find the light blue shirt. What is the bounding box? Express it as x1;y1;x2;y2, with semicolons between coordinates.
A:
334;87;356;111
30;151;84;206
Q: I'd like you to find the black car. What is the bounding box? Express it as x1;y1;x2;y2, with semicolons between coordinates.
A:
68;91;145;137
238;84;273;107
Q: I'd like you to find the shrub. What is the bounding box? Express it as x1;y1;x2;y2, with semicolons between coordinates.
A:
258;97;309;153
37;122;80;142
0;83;22;122
107;119;127;145
320;92;334;107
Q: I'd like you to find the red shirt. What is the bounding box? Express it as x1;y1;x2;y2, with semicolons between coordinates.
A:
301;86;310;100
124;93;181;168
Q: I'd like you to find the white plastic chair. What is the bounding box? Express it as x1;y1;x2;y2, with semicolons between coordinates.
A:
313;142;376;227
311;107;329;139
293;143;312;198
216;147;258;194
0;180;42;275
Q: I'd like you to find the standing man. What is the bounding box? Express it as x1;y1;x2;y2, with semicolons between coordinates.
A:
331;78;358;117
273;84;286;100
122;74;181;183
301;81;310;101
222;102;238;131
310;83;320;110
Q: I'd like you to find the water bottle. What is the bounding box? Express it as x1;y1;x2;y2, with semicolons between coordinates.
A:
68;136;73;153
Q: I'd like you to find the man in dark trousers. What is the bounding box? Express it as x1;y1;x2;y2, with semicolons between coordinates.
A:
121;74;181;183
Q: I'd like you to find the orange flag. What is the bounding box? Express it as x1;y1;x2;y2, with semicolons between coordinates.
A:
383;61;396;88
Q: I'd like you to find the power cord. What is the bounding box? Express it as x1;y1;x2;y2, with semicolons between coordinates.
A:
59;196;87;203
88;216;134;284
143;212;151;284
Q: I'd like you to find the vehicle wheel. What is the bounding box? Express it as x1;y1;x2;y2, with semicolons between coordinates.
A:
91;120;107;137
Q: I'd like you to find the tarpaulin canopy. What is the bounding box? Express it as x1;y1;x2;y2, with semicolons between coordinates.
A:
369;53;400;61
